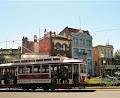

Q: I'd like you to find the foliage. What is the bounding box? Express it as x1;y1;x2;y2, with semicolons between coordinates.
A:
114;50;120;65
86;77;103;84
113;49;120;65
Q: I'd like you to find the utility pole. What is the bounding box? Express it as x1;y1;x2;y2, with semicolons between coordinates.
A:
79;16;81;30
39;27;40;53
6;39;7;49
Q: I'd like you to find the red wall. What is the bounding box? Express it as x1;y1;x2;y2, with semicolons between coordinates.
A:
39;37;51;53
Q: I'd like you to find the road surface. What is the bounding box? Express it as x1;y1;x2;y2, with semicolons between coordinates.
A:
0;89;120;98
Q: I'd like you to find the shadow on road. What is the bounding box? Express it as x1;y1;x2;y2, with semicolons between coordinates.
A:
0;89;96;92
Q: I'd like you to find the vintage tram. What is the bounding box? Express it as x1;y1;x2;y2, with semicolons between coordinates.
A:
0;56;87;91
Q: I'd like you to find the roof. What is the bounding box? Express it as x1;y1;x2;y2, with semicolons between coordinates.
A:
93;45;113;49
60;27;80;34
0;56;84;67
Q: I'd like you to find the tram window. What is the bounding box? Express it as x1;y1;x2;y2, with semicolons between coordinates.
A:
36;59;43;62
29;60;35;62
21;60;27;63
44;58;51;61
18;67;24;74
68;66;72;79
80;64;85;73
14;61;20;63
42;65;49;73
25;66;32;74
61;65;72;79
33;66;40;73
73;64;79;73
53;58;60;60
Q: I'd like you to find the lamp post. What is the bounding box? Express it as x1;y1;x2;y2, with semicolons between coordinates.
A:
100;53;106;77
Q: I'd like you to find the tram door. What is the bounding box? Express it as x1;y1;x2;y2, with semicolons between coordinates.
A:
72;64;79;83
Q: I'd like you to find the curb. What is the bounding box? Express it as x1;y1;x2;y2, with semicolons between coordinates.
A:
85;88;120;91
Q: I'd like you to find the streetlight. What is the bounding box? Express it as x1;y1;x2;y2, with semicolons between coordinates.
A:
100;53;106;77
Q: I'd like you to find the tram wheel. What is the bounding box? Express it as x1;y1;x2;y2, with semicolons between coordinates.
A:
50;86;55;91
43;86;49;91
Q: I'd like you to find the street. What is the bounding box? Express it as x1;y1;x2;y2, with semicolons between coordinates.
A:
0;89;120;98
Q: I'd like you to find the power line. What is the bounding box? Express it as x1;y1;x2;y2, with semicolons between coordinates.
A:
13;40;34;53
0;40;21;44
94;28;120;32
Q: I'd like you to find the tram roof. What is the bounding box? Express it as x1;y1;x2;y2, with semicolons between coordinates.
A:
0;63;13;67
0;56;84;67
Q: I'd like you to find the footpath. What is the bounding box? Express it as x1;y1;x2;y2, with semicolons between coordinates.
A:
85;86;120;91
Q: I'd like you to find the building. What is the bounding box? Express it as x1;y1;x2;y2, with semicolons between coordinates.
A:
60;27;93;76
22;35;39;54
93;45;113;76
22;29;72;57
39;29;72;57
0;48;21;64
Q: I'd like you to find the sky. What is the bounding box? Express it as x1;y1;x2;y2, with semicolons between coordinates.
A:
0;0;120;51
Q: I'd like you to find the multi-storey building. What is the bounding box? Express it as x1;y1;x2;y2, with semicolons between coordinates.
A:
0;48;21;63
22;35;39;54
39;30;72;57
22;29;72;57
60;27;93;76
93;45;113;76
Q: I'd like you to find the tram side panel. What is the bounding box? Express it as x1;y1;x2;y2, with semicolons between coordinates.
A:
16;64;51;90
0;66;17;88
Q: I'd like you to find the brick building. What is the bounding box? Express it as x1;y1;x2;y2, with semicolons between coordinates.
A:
93;45;113;76
39;30;72;57
22;35;39;54
22;29;72;57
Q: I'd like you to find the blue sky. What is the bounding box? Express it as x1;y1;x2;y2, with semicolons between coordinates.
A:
0;0;120;51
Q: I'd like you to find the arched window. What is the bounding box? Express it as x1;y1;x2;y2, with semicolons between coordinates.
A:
62;43;67;51
55;42;61;50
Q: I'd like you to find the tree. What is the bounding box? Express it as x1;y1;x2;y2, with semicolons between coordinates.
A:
113;50;120;65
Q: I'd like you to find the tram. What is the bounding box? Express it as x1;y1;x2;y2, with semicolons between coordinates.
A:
0;56;87;91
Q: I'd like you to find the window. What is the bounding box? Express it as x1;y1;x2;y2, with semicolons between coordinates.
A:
87;59;92;66
75;38;78;46
68;65;72;79
73;37;78;46
80;64;84;73
73;48;79;58
42;65;49;73
86;40;88;46
88;40;92;47
87;50;92;57
18;67;24;74
83;39;85;47
55;42;61;50
80;39;83;46
25;66;32;74
86;40;91;47
62;44;67;51
111;50;113;57
33;65;40;73
81;49;85;55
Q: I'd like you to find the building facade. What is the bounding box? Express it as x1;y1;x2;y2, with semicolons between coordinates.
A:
0;48;21;64
22;35;39;54
39;30;72;57
60;27;93;76
93;45;113;76
22;29;72;57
